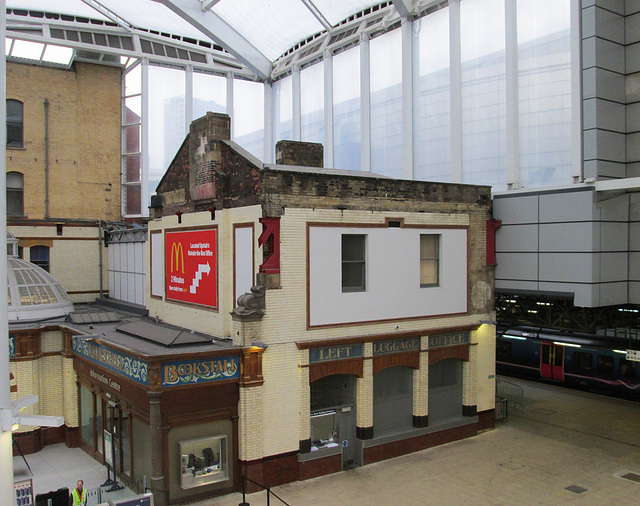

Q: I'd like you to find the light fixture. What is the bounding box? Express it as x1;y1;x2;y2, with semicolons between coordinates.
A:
554;341;580;348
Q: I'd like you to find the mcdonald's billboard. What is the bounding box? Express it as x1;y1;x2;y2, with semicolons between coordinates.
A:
165;229;217;307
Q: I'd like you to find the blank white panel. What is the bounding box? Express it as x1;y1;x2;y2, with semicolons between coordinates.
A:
151;233;164;298
600;252;628;282
136;273;145;305
539;222;593;252
127;273;136;302
539;191;594;223
112;244;121;271
495;224;539;252
599;222;628;252
493;195;539;225
539;253;594;283
309;226;467;326
127;243;135;275
235;226;254;303
495;252;539;281
108;271;116;299
136;242;145;274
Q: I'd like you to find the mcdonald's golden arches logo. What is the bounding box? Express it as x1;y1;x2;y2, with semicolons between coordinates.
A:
170;242;184;273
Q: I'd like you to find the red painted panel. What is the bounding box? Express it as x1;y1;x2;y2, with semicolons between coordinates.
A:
165;229;218;308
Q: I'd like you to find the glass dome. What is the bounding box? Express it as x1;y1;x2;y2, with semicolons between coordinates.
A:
6;232;74;322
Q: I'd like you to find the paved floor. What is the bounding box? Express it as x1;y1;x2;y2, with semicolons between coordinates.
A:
14;377;640;505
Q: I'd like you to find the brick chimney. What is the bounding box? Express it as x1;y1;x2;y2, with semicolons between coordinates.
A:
188;112;231;201
275;140;324;168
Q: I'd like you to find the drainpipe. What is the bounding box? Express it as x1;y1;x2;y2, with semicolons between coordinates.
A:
44;98;50;219
99;221;104;298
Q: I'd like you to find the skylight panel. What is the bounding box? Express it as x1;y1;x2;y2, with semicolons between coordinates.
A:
213;0;324;61
312;0;382;26
7;0;110;21
11;40;45;61
43;45;74;66
104;0;212;41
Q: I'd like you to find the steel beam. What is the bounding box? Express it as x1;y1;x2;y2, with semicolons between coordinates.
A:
152;0;272;80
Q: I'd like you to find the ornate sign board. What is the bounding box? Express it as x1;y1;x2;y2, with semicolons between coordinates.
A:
162;357;240;386
165;229;218;308
309;344;363;363
428;331;470;348
73;337;149;386
373;337;420;355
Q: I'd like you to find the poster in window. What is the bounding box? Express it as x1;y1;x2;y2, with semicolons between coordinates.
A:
165;229;217;308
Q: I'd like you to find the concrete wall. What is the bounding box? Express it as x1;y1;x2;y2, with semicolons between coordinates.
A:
494;186;632;307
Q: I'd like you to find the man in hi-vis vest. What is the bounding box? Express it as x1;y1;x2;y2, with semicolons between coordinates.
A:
69;480;87;506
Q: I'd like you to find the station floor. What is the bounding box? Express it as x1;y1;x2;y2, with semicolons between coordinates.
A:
15;377;640;505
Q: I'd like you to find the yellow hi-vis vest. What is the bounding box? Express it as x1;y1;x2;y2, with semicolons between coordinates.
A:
71;488;86;505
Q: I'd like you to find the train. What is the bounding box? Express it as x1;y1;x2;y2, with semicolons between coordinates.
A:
496;326;640;401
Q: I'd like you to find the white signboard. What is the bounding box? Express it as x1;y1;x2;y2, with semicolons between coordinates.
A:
626;349;640;362
104;430;114;467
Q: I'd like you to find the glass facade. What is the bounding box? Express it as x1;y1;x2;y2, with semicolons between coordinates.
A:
122;0;574;215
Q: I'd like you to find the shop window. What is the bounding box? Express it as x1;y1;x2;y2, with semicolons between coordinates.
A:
7;171;24;216
620;358;637;379
180;435;228;489
428;358;463;425
30;245;50;272
373;366;413;436
572;351;593;373
310;410;338;450
7;99;23;148
597;355;614;375
342;234;366;292
420;234;440;287
80;386;95;449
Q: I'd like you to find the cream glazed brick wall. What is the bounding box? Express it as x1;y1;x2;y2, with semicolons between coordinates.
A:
9;225;106;303
298;349;310;442
413;336;429;417
41;330;63;353
40;355;64;418
146;206;261;338
474;321;497;412
238;386;264;461
63;357;79;427
356;343;373;429
463;346;478;408
259;207;476;349
14;360;41;433
261;342;301;457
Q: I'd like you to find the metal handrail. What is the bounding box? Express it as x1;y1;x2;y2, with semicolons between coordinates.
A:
239;475;291;506
496;377;524;409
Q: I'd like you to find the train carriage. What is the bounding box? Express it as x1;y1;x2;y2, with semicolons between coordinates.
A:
497;326;640;401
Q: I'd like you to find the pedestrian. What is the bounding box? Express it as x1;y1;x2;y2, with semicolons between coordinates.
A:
69;480;87;506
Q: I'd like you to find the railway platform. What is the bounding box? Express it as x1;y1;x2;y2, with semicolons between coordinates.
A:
14;377;640;505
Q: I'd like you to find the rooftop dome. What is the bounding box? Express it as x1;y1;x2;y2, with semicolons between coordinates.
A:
7;232;74;322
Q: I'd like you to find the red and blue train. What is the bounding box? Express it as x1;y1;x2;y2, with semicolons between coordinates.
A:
496;326;640;401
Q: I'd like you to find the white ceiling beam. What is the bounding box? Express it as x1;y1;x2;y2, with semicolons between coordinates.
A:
301;0;333;31
201;0;221;10
80;0;136;31
392;0;413;18
152;0;272;80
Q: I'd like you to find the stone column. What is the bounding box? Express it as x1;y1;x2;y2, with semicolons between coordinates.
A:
462;344;478;417
356;342;373;440
413;335;429;427
148;390;167;506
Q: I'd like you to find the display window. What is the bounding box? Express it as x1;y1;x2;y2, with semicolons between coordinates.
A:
179;435;228;489
310;410;339;451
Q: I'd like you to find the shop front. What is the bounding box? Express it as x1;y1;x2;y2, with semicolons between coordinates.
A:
72;332;242;505
298;327;480;477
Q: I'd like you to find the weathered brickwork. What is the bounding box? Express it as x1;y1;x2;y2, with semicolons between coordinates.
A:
6;62;121;221
275;140;324;168
150;115;497;485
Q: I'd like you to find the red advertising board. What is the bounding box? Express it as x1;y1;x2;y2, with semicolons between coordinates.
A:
165;229;217;307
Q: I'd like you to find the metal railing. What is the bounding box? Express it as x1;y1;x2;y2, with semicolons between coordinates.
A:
496;377;524;411
239;475;291;506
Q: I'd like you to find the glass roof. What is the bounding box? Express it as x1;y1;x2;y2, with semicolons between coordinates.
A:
6;233;74;322
8;0;391;64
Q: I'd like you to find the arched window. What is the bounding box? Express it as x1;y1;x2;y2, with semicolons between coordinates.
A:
30;245;50;272
7;171;24;216
7;99;23;148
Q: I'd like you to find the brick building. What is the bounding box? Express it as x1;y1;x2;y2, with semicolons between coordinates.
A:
6;61;122;303
142;112;497;501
